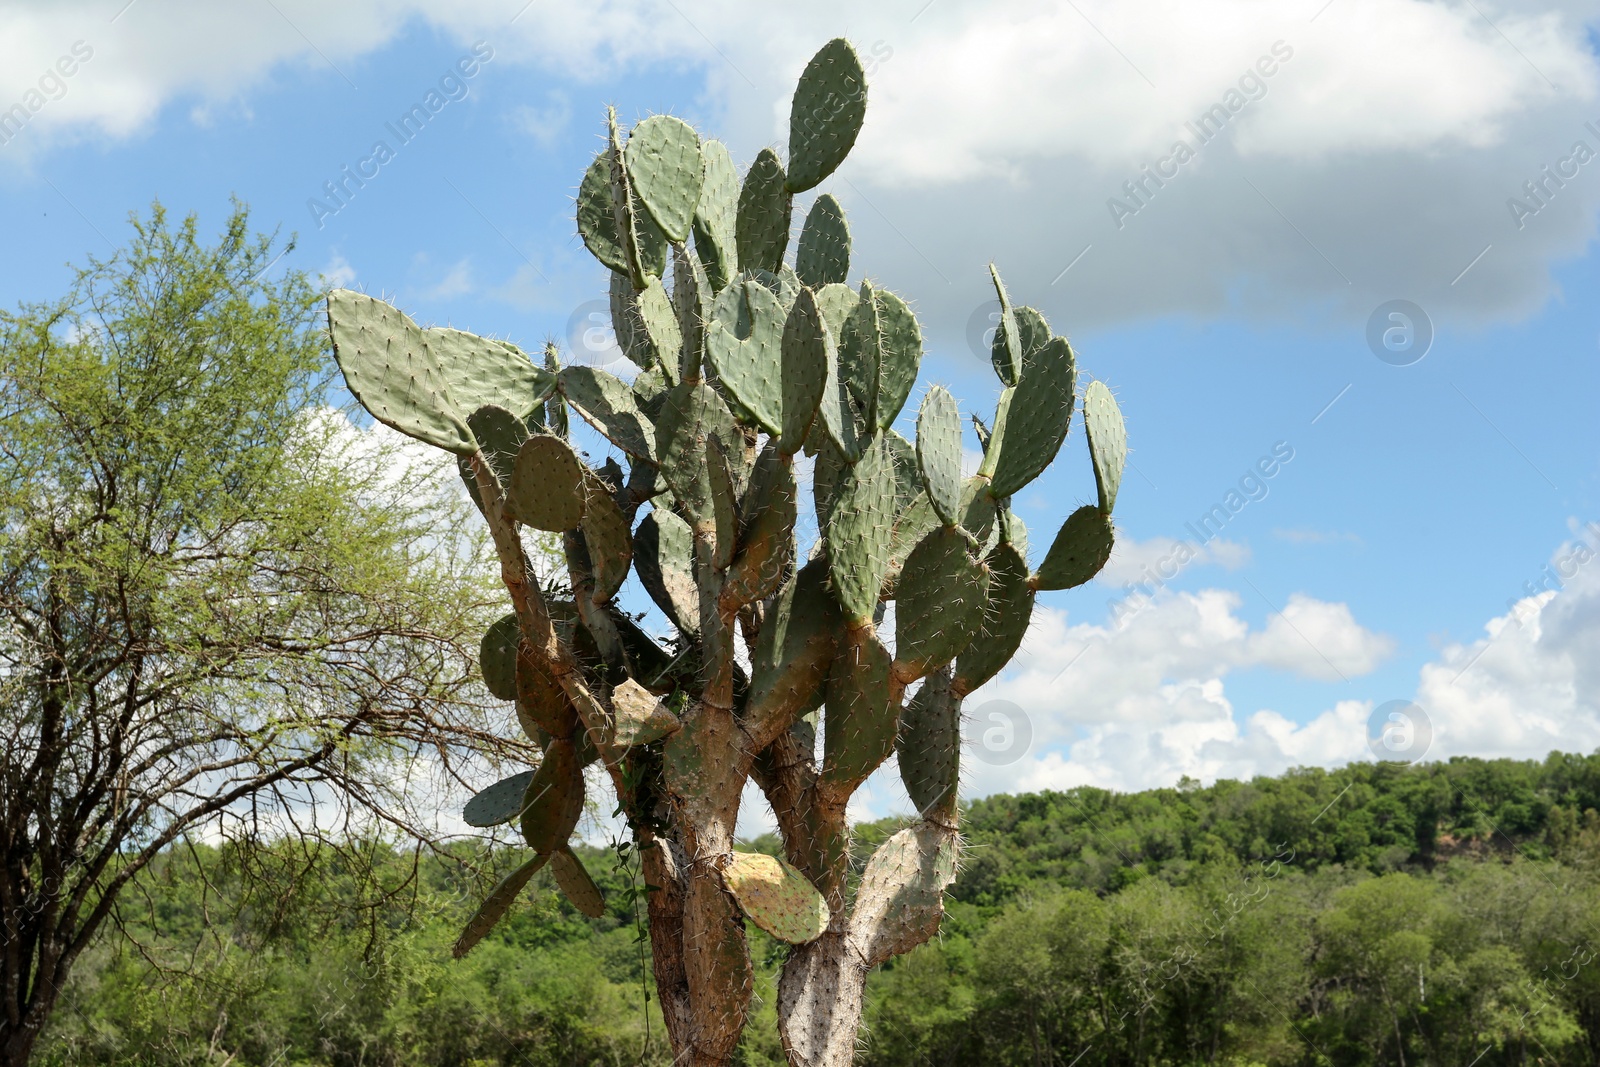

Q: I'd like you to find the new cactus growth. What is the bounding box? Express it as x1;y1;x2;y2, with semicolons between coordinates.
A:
325;37;1124;1067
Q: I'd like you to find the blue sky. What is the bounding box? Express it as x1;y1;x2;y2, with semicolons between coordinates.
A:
4;0;1599;811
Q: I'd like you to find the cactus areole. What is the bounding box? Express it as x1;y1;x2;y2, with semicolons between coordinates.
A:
326;37;1124;1067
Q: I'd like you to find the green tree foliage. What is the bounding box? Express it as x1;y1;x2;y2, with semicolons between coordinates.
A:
0;203;517;1066
29;751;1600;1066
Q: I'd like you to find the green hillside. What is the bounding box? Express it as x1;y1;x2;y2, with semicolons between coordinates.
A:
39;752;1600;1066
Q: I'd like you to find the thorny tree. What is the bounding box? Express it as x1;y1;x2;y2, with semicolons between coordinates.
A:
0;204;517;1066
328;38;1127;1067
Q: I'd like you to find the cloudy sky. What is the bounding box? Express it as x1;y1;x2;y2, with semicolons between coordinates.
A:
4;0;1599;826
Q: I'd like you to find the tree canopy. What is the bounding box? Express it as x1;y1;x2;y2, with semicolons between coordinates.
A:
0;202;517;1066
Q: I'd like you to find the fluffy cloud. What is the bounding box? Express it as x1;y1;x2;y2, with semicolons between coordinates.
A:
1417;523;1600;760
841;521;1600;811
1097;533;1251;586
3;0;1598;332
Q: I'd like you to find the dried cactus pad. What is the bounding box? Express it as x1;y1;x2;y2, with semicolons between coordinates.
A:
452;852;549;959
550;847;606;918
722;851;831;944
611;678;682;747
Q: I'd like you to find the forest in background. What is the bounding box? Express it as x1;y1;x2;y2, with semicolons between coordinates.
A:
37;750;1600;1067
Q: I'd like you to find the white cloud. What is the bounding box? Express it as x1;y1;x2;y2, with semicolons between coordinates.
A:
4;1;1598;328
512;89;571;147
1097;533;1251;585
860;522;1600;807
1246;594;1395;680
318;251;357;288
420;255;475;300
1417;524;1600;760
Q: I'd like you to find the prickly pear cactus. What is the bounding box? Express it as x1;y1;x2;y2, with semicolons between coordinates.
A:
324;37;1124;1067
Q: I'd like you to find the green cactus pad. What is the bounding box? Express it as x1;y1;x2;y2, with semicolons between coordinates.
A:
971;412;992;454
722;851;830;944
1084;379;1127;513
991;306;1050;381
693;139;740;291
479;613;522;701
1034;504;1114;591
705;278;785;435
516;644;579;741
786;38;867;193
779;287;832;455
837;281;881;432
608;271;654;370
849;823;960;967
632;365;668;419
884;430;920;512
637;276;684;386
576;150;667;278
625;114;704;243
737;148;792;275
989;336;1077;500
519;737;584;855
747;264;802;311
975;385;1011;482
463;769;538;827
466;405;529;495
507;435;586;531
746;557;841;740
634;507;700;635
959;475;998;547
707;436;740;571
611;677;682;747
326;289;477;455
559;366;656;462
544;372;570;439
580;471;632;602
813;281;859;338
896;667;960;821
810;433;848;535
820;625;895;792
954;542;1034;694
451;852;550;958
724;441;796;608
673;245;711;383
916;386;963;527
894;527;991;680
998;504;1029;558
872;289;923;430
549;848;606;918
815;323;863;463
988;264;1023;386
1013;306;1052;363
884;491;941;596
795;194;850;288
825;437;897;624
428;329;553;422
655;382;740;529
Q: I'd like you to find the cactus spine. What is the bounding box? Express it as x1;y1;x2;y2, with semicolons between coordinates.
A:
324;37;1124;1067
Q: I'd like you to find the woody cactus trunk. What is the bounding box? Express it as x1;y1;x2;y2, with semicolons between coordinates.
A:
325;38;1123;1067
